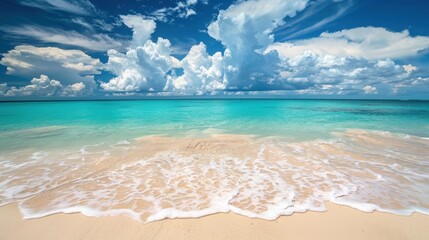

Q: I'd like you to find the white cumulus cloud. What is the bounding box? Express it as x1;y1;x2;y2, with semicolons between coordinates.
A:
120;15;156;48
168;42;226;94
267;27;429;60
162;0;310;95
101;15;179;92
274;50;424;96
363;85;378;95
200;0;309;92
403;64;417;74
208;0;308;51
4;0;429;98
0;75;87;97
0;45;101;88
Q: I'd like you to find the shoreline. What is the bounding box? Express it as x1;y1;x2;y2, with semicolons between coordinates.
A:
1;203;428;240
1;130;429;223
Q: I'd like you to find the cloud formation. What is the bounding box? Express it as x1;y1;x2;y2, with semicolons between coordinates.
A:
160;0;309;94
101;0;429;97
274;0;355;41
0;75;87;97
0;45;101;88
120;15;156;48
168;42;226;94
267;27;429;59
1;25;123;51
275;51;427;96
2;0;429;98
363;85;377;95
151;0;206;22
101;15;179;92
173;0;309;92
2;0;119;52
18;0;98;16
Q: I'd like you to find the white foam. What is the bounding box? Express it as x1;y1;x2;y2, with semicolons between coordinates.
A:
0;129;428;223
115;140;130;145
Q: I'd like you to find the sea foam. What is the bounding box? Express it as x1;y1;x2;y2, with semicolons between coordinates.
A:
0;129;428;223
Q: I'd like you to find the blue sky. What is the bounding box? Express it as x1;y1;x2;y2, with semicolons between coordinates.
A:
0;0;428;99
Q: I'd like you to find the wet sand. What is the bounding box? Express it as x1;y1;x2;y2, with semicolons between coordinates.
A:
1;202;428;240
1;131;429;223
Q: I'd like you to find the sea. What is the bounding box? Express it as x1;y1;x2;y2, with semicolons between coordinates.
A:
0;99;428;222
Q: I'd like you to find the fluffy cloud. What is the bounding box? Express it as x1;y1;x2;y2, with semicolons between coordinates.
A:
274;50;425;96
120;15;156;48
0;75;87;97
263;26;429;96
208;0;308;52
101;15;179;92
267;27;429;60
171;0;308;92
109;0;428;96
166;0;306;94
363;85;377;95
106;1;311;94
168;42;226;94
3;0;429;98
403;64;417;74
0;45;101;88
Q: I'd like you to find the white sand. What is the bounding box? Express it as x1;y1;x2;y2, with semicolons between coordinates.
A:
1;202;428;240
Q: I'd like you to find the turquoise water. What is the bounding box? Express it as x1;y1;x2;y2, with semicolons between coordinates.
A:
1;100;429;151
1;100;429;222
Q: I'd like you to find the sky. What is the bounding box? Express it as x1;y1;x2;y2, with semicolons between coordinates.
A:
0;0;428;99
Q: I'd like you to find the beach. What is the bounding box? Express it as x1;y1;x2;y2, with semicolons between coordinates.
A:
1;0;429;237
0;100;428;238
1;202;428;240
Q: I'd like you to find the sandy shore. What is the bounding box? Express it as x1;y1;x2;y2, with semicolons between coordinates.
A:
0;203;428;240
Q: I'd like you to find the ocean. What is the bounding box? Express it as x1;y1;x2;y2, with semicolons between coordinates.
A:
0;100;428;222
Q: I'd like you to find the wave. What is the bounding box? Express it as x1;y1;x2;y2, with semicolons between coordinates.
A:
0;129;428;223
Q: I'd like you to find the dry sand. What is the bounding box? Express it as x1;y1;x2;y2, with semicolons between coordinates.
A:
0;202;428;240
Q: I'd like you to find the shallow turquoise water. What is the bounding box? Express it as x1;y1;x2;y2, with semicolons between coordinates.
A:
1;99;429;221
0;100;428;151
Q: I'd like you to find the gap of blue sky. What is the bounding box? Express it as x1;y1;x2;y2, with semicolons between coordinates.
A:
0;0;428;99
